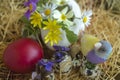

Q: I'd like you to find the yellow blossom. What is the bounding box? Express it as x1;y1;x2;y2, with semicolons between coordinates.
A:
43;19;62;46
43;19;61;31
45;30;62;46
30;11;42;28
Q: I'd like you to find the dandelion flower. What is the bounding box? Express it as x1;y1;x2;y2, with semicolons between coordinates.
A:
30;11;42;28
43;19;61;31
43;19;62;46
45;30;61;46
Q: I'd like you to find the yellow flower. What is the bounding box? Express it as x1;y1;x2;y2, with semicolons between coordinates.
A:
43;19;61;31
43;19;62;46
30;11;42;28
45;30;62;46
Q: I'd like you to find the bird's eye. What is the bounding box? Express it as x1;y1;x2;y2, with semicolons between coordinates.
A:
99;48;106;52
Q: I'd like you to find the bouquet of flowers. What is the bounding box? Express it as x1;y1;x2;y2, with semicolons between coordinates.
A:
22;0;92;48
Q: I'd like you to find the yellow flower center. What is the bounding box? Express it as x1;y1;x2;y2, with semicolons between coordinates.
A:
44;9;51;16
29;3;33;11
61;14;66;20
83;16;88;23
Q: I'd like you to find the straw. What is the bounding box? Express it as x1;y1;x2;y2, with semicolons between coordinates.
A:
0;0;120;80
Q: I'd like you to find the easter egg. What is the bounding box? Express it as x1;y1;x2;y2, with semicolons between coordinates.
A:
3;38;43;73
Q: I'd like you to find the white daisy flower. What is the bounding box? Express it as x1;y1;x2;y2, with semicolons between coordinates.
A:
52;0;69;6
69;10;92;35
53;7;74;27
81;10;92;27
67;0;85;35
40;3;57;18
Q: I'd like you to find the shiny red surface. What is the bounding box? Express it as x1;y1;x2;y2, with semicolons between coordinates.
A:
3;38;43;73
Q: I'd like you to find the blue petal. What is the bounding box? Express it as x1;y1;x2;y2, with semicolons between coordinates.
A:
24;1;31;6
45;62;54;72
38;59;47;66
53;45;70;51
55;52;64;58
24;10;31;19
31;0;39;3
45;66;52;72
30;2;37;12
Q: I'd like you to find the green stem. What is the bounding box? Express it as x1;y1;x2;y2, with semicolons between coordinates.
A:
36;32;43;48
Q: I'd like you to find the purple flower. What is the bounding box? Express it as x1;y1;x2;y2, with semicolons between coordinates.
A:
54;51;66;63
38;59;54;72
53;45;70;51
24;0;39;19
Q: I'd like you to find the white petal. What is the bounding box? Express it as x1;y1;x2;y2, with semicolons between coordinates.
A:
85;22;91;27
68;0;82;18
66;10;74;18
57;29;71;47
32;72;37;80
86;10;92;16
65;19;74;26
69;19;85;35
53;10;61;19
82;10;87;16
51;4;57;10
61;7;68;14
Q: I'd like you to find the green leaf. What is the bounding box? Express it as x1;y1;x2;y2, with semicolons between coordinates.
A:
65;28;78;44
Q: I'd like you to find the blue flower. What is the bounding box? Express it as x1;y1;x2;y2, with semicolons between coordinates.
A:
24;0;39;19
38;59;54;72
54;51;66;63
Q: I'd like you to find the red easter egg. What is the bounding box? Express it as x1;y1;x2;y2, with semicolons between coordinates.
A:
3;38;43;73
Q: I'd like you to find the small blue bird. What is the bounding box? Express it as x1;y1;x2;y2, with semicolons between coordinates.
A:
86;40;112;64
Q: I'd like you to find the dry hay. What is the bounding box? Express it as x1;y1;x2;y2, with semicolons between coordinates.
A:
0;0;120;80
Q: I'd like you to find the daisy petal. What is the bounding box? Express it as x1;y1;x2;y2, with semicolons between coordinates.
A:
61;7;68;14
66;10;74;18
65;19;74;26
53;10;61;18
86;10;92;16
